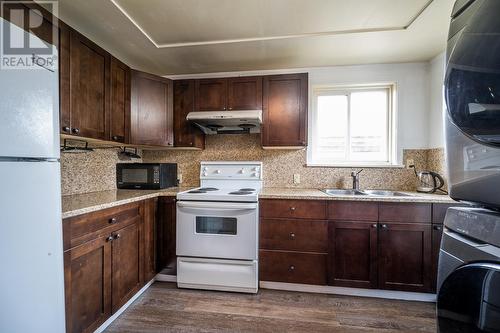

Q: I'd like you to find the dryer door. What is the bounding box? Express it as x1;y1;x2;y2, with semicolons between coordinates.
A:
437;263;500;332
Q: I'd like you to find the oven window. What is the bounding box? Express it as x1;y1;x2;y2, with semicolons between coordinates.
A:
195;217;237;235
122;169;148;183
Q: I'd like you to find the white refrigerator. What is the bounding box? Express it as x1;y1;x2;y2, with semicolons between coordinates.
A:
0;18;66;332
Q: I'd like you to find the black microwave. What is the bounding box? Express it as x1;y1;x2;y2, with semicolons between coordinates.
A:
116;163;177;189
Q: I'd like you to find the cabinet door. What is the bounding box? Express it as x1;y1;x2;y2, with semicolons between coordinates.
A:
109;57;130;143
378;223;432;292
130;70;173;146
328;221;378;289
431;224;443;292
227;76;262;110
64;236;112;333
157;196;177;274
173;80;205;148
66;29;110;140
262;73;308;147
143;198;157;282
111;221;143;312
194;78;227;111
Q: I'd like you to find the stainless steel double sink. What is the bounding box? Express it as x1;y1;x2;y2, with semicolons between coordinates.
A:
322;189;413;197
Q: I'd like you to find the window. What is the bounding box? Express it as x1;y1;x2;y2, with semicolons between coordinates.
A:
308;84;396;166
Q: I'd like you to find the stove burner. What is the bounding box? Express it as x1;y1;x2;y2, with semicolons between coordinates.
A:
239;188;255;192
229;191;253;195
198;187;219;191
188;190;207;194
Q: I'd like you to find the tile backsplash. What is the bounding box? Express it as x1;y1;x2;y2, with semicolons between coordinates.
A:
60;134;446;196
61;148;142;196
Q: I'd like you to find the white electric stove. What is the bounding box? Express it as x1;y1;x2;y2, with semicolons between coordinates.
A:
176;161;262;293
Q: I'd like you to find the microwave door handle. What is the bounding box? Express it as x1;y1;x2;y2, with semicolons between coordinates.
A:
177;201;258;210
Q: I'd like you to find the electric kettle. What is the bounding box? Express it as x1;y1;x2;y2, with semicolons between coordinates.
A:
416;170;445;193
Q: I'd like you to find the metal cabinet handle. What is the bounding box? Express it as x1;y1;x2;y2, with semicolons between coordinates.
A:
189;142;193;146
290;207;296;212
228;107;233;110
72;128;80;134
289;232;296;239
289;265;295;272
381;224;388;229
372;224;378;228
106;235;114;242
109;218;117;224
62;126;70;133
433;225;442;231
114;234;121;240
112;136;119;141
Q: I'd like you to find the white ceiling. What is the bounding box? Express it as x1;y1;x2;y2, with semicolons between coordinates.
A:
50;0;455;75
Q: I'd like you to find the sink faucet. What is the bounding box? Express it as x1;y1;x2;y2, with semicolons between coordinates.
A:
351;169;363;190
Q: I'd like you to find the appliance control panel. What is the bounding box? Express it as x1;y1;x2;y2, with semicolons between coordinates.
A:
200;162;262;180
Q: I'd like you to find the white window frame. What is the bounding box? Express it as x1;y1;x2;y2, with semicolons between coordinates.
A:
307;83;398;167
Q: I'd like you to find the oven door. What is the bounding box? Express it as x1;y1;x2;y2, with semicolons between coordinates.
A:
176;201;258;260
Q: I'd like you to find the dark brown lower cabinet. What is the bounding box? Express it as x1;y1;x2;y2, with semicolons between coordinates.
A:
157;196;177;274
64;200;158;333
64;235;112;333
111;221;142;312
328;221;378;289
378;222;432;292
143;198;158;281
260;250;327;285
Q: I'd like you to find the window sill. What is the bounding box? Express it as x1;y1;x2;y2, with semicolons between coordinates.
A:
306;163;405;169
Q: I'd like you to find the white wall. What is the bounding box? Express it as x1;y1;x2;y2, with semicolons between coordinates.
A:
428;52;446;148
168;60;445;160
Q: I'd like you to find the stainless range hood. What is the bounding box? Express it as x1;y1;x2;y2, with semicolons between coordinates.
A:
186;110;262;134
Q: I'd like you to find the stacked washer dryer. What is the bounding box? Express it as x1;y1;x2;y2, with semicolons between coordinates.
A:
438;0;500;332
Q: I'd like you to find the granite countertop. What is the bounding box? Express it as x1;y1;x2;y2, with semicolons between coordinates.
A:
62;187;456;219
62;187;192;219
259;188;456;203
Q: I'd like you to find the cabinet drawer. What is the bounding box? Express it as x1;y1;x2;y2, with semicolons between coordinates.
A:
63;202;141;250
328;201;378;221
260;199;327;219
259;250;327;285
379;202;431;223
260;218;328;252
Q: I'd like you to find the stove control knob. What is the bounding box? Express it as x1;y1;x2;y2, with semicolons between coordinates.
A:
203;172;207;176
253;172;260;178
215;169;221;174
240;169;245;174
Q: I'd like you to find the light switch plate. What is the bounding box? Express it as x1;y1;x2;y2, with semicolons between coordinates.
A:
293;174;301;184
178;173;183;184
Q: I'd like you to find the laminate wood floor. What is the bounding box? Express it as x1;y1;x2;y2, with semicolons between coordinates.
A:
105;282;436;333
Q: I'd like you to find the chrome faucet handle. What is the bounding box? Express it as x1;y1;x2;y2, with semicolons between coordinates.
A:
351;169;363;177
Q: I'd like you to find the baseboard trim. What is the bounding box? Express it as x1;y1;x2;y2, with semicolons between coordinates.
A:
155;274;177;282
93;278;155;333
259;281;436;302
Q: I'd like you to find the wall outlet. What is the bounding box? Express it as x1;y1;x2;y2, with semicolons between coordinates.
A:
406;159;415;169
178;173;183;184
293;174;301;184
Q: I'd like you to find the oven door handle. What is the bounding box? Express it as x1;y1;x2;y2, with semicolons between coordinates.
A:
177;201;258;210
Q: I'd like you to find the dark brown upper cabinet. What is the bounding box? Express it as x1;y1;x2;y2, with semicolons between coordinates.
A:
194;78;227;111
262;73;308;148
194;76;263;112
227;76;262;110
109;57;131;143
60;27;110;140
130;70;174;147
173;80;205;149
